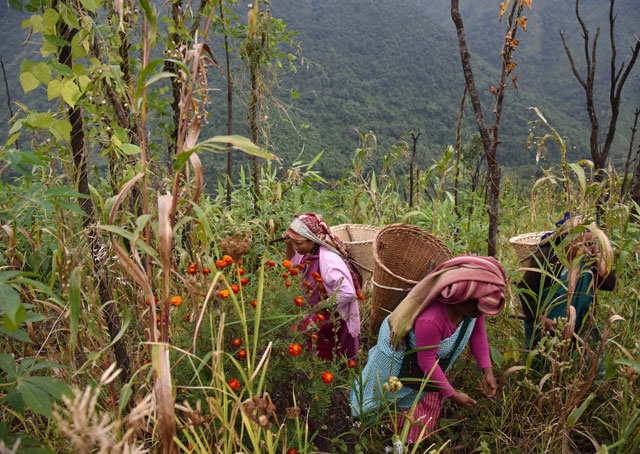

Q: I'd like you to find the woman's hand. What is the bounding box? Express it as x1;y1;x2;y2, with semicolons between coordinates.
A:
451;391;477;407
480;367;497;398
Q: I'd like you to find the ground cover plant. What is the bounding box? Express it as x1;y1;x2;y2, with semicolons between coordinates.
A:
0;1;639;453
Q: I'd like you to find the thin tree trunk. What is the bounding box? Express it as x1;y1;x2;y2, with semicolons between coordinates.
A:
58;17;130;383
0;60;16;148
451;0;498;256
409;132;420;207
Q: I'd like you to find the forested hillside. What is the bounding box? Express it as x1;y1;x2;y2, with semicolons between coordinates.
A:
1;0;639;180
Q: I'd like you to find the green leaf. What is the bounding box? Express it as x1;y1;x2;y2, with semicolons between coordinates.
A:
134;58;163;102
567;393;596;427
44;187;90;199
24;112;53;129
19;71;39;93
69;266;82;356
49;119;72;141
195;135;274;161
0;327;32;343
24;377;71;399
96;225;159;261
18;381;52;417
9;0;23;12
49;60;74;77
6;390;24;415
568;163;587;194
31;62;51;84
54;200;89;217
145;71;176;89
119;143;141;156
489;345;504;368
0;353;17;380
47;79;63;100
61;80;80;108
43;34;71;47
0;284;26;333
173;149;197;171
290;89;299;98
42;9;60;30
79;0;98;13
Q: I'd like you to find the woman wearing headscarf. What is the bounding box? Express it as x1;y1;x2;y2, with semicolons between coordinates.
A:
516;213;617;350
350;255;506;443
283;213;363;360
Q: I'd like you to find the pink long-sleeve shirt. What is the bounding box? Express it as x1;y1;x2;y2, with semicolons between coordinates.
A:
291;246;360;337
415;302;491;398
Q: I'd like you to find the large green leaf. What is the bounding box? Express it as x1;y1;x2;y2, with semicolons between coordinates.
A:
567;392;596;427
24;112;54;129
47;79;63;100
31;62;51;84
69;266;82;356
60;80;80;108
49;119;71;141
18;381;52;417
0;353;17;380
44;187;90;199
119;143;141;156
19;72;40;93
0;284;26;332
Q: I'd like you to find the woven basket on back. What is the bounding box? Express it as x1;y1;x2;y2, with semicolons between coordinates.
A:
330;224;379;281
508;231;548;262
370;223;453;333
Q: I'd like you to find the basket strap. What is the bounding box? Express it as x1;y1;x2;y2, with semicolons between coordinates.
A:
345;257;373;273
370;277;413;292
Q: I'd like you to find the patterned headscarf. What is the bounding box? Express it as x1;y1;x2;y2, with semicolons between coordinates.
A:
288;213;363;291
388;255;506;342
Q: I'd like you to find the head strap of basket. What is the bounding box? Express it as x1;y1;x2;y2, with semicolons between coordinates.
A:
509;212;584;262
370;223;453;333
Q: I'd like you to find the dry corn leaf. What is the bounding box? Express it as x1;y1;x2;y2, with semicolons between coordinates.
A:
152;343;176;454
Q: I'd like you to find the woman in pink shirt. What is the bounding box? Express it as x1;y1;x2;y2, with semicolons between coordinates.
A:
283;213;363;360
351;255;506;443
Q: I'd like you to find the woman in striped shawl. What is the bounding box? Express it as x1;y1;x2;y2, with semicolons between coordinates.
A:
351;255;506;443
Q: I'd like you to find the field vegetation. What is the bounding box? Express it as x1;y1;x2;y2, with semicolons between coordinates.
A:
0;0;639;453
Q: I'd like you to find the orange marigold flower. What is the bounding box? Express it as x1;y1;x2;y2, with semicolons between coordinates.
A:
314;395;319;401
316;313;325;322
231;284;240;294
240;277;249;286
280;272;289;279
142;359;150;365
287;449;298;454
348;360;356;368
309;372;314;379
227;378;241;391
356;291;364;301
215;260;227;269
314;277;323;283
288;268;299;276
250;300;257;308
203;267;211;275
310;334;318;340
170;296;183;306
283;260;292;268
238;260;243;266
237;349;247;360
285;281;293;287
147;296;159;305
302;281;311;288
187;264;198;275
321;371;334;384
222;255;234;265
296;263;305;270
288;343;302;356
236;268;246;276
293;296;304;307
219;289;230;298
266;260;276;267
311;271;321;279
232;338;242;348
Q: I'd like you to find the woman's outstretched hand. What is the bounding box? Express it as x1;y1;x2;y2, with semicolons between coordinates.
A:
480;367;498;398
451;391;477;407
